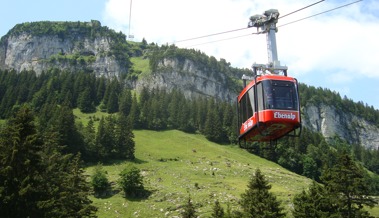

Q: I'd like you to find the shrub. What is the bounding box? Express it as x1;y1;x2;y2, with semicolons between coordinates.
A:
91;164;109;197
118;165;144;198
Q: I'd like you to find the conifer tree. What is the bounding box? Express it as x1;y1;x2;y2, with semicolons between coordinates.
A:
78;87;96;113
95;116;108;160
129;93;140;129
116;115;135;160
321;152;376;218
240;168;286;218
107;88;119;113
211;200;225;218
82;118;97;161
0;105;97;217
119;89;132;117
292;182;338;218
0;106;45;217
181;194;197;218
51;102;83;154
47;153;97;218
96;76;106;105
95;116;117;160
204;100;223;143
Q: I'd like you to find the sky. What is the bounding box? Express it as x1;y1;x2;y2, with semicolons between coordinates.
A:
1;0;379;109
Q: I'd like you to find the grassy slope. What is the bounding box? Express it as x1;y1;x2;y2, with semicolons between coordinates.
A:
86;129;313;218
130;56;151;79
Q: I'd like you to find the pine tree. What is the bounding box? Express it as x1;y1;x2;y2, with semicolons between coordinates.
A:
51;102;83;154
119;89;132;117
292;182;339;218
240;168;286;218
43;153;97;218
0;106;46;217
116;115;135;160
82;118;97;161
204;100;223;143
211;200;225;218
129;93;140;129
107;88;119;113
181;194;197;218
95;116;117;160
78;87;96;113
96;76;106;105
321;152;377;218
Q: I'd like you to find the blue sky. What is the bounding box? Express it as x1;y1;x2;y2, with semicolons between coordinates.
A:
1;0;379;109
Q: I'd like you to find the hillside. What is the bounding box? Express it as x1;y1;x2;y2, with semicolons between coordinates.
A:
86;129;313;217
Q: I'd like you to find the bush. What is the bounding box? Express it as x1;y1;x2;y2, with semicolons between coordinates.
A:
91;164;109;197
118;165;144;198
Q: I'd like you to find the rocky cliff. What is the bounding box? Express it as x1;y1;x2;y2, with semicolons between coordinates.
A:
135;58;236;102
302;103;379;149
0;21;129;77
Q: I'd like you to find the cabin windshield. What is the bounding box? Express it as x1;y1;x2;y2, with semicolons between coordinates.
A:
262;80;298;110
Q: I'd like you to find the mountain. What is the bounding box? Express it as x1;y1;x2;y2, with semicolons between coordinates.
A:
1;20;379;149
0;20;131;77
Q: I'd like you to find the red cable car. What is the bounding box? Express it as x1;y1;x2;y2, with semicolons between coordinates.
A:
237;72;301;143
237;9;302;143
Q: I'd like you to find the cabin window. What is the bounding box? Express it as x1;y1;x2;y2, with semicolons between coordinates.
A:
248;87;255;114
262;80;298;110
257;83;264;111
239;88;254;123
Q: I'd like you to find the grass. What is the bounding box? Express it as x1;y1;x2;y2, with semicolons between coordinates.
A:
130;57;151;79
73;108;109;128
86;129;314;217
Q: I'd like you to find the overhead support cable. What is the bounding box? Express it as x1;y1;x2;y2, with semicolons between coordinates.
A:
185;33;257;48
279;0;325;19
174;27;248;44
173;0;362;47
174;0;325;45
278;0;363;28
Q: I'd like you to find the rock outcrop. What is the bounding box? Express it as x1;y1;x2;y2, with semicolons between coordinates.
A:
0;21;128;77
302;103;379;149
135;58;236;102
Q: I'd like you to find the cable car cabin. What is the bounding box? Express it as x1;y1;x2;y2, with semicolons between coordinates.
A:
237;74;301;142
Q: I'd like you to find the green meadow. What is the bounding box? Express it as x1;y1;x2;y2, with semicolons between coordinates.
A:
86;129;313;217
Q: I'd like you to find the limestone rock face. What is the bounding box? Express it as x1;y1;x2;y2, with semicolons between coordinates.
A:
302;104;379;149
0;21;127;77
135;58;236;102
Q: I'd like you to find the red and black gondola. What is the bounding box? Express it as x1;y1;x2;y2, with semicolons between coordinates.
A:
237;73;301;142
